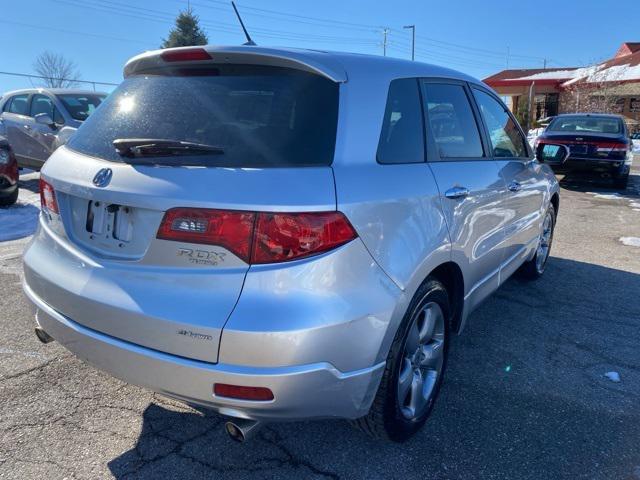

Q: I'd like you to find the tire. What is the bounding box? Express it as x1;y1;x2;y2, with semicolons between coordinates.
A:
353;278;450;442
0;187;18;207
613;174;629;190
518;204;556;280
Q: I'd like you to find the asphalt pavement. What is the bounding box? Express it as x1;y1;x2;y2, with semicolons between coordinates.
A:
1;165;639;479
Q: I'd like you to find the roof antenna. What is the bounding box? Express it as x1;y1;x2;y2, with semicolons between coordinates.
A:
231;1;256;46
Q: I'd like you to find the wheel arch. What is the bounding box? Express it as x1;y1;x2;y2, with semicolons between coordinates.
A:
428;262;464;334
550;192;559;215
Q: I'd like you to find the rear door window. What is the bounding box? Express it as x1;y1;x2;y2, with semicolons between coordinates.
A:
421;83;484;159
30;94;55;118
67;65;339;167
473;88;528;158
377;78;424;164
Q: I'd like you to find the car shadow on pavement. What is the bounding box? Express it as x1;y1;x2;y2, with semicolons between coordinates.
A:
106;257;640;480
559;171;640;196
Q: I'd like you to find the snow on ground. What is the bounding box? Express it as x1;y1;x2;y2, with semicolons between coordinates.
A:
0;170;40;242
619;237;640;247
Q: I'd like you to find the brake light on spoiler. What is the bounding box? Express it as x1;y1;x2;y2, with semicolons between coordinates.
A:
157;208;357;264
161;48;212;62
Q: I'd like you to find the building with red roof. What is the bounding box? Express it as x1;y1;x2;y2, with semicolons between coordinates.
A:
484;42;640;131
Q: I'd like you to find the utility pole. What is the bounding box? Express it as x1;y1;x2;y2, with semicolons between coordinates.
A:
382;27;389;56
543;58;547;69
506;46;510;69
403;25;415;61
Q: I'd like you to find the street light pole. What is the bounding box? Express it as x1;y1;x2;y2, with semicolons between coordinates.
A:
403;25;415;61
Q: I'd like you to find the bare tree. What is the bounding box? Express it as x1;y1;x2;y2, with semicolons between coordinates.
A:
33;51;81;88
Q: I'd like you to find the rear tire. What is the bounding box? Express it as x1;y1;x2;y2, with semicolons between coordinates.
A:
518;204;556;280
0;187;18;207
353;278;450;442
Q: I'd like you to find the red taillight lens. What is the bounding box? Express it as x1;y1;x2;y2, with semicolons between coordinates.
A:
252;212;357;264
157;208;255;262
161;48;212;62
213;383;274;401
156;209;357;264
39;178;59;214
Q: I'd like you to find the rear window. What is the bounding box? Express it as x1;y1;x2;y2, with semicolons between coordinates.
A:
547;116;623;134
67;65;339;167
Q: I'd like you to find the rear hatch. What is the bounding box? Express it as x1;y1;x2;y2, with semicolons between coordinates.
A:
35;57;340;363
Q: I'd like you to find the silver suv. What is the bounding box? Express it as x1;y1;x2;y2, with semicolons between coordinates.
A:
23;46;561;442
0;89;106;170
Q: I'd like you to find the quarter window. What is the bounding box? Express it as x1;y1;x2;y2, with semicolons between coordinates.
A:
422;83;484;158
473;89;528;158
377;79;425;164
6;94;30;116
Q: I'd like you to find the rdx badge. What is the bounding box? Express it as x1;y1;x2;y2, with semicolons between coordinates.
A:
177;248;227;265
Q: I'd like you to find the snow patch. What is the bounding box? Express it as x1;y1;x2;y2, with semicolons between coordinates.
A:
604;371;621;382
0;171;40;242
619;237;640;247
587;192;623;200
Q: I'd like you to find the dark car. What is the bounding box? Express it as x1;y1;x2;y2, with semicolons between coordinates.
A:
536;114;632;188
0;136;18;206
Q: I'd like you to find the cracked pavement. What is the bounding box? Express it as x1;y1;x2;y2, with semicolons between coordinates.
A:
1;166;639;479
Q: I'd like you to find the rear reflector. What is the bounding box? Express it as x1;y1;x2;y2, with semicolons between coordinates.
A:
39;178;59;214
213;383;274;401
161;48;212;62
157;208;357;264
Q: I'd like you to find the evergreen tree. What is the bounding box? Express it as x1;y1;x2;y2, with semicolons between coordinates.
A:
162;8;208;48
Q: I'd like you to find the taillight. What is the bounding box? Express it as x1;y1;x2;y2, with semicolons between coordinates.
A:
156;208;357;264
39;178;59;214
595;142;628;153
161;48;212;62
252;212;356;264
213;383;274;401
156;208;255;262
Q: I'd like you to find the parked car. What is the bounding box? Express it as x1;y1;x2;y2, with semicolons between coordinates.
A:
0;88;106;170
536;113;633;188
632;132;640;153
0;135;18;206
23;46;563;443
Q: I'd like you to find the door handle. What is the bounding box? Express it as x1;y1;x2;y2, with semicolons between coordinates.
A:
444;186;470;199
508;181;521;192
23;125;31;130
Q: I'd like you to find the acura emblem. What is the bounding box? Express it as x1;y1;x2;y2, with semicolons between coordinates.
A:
93;168;113;188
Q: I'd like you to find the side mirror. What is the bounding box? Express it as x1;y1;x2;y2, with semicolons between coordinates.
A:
34;113;56;128
536;143;569;165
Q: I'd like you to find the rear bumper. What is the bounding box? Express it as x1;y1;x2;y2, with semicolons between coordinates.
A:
25;282;386;421
553;158;630;175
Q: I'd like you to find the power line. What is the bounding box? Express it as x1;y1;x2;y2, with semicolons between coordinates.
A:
0;71;118;88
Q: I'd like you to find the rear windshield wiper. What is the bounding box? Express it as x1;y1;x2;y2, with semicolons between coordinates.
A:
113;138;224;159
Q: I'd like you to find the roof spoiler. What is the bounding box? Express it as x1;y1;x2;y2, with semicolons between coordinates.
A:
124;46;348;83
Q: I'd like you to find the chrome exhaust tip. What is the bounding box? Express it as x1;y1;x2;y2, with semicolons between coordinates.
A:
34;327;54;344
224;418;261;443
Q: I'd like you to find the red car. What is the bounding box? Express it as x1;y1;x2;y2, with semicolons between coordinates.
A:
0;136;19;206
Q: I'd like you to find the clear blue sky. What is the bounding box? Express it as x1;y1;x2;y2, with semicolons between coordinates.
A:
1;0;638;93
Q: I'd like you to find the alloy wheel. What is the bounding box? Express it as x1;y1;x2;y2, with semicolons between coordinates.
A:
397;302;445;421
536;211;553;273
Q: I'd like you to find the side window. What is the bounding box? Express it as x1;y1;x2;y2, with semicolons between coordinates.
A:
473;89;528;158
422;83;484;158
377;78;424;164
30;94;54;118
6;94;29;116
